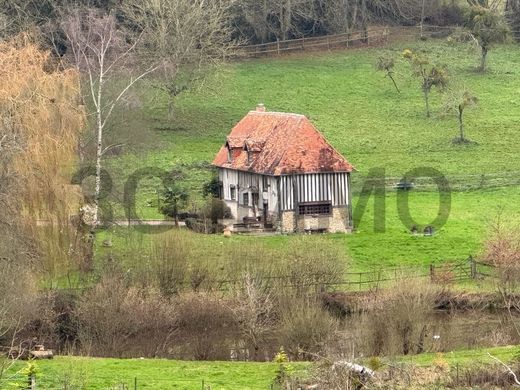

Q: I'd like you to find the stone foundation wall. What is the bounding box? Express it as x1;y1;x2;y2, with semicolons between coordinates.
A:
281;211;295;233
280;207;351;233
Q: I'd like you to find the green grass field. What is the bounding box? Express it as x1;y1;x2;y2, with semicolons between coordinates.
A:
87;37;520;278
5;357;307;390
4;346;519;389
94;186;520;277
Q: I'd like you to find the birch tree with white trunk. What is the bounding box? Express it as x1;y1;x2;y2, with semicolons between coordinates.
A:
62;8;158;226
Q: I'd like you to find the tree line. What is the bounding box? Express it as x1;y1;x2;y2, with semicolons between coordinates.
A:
2;0;519;46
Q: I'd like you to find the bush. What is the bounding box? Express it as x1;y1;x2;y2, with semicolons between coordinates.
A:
75;275;175;357
360;278;441;356
277;298;338;360
150;234;191;296
203;198;232;223
174;292;237;360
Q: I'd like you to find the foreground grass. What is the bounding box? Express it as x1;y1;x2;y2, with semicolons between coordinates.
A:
398;345;520;367
93;186;520;278
5;346;520;389
6;357;307;390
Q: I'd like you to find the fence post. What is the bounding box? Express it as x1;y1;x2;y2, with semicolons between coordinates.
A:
134;377;137;390
276;40;280;56
429;264;435;281
469;256;476;279
327;36;330;50
30;374;36;390
202;379;205;390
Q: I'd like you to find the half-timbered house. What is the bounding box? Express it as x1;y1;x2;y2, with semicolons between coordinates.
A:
212;105;354;233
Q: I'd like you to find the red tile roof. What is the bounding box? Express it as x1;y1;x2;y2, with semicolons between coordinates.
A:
213;110;354;175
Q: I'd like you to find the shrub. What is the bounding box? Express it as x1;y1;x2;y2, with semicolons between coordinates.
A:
483;218;520;291
75;275;175;357
150;234;190;296
203;198;232;224
174;292;237;360
277;298;338;360
360;277;441;356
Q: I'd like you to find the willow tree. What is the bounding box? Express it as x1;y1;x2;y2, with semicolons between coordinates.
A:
0;36;86;284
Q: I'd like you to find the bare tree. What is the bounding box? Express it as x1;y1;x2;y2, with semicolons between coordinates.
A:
230;273;275;359
62;9;158;225
240;0;275;43
0;34;87;284
120;0;238;118
506;0;520;41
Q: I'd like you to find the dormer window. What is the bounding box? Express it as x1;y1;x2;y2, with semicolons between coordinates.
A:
244;143;252;164
226;143;232;162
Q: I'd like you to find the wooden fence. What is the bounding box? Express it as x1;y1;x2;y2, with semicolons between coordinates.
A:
238;25;462;58
240;27;390;57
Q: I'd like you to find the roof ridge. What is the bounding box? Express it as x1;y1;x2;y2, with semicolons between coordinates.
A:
248;110;305;118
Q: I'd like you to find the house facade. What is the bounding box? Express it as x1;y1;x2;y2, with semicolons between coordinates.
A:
212;105;354;233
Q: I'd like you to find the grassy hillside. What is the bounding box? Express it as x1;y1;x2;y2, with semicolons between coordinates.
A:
103;39;520;209
87;37;520;277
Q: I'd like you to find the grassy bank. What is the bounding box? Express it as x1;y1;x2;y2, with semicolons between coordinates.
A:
5;346;520;389
6;357;307;390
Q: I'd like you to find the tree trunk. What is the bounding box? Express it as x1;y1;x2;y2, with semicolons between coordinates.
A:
94;76;104;226
174;202;179;227
458;107;465;141
168;94;175;119
420;0;426;39
389;73;400;93
480;46;488;71
423;88;430;117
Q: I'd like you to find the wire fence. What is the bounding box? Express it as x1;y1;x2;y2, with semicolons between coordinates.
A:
350;171;520;195
55;257;498;294
0;374;228;390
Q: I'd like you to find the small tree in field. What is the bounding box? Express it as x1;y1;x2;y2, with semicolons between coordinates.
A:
444;87;478;143
376;56;400;93
403;49;449;117
161;184;189;226
466;5;509;72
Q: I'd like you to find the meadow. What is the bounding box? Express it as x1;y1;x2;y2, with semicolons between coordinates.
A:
5;357;305;390
88;36;520;277
5;346;520;389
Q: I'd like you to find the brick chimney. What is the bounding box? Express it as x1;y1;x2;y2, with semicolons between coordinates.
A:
256;103;266;112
